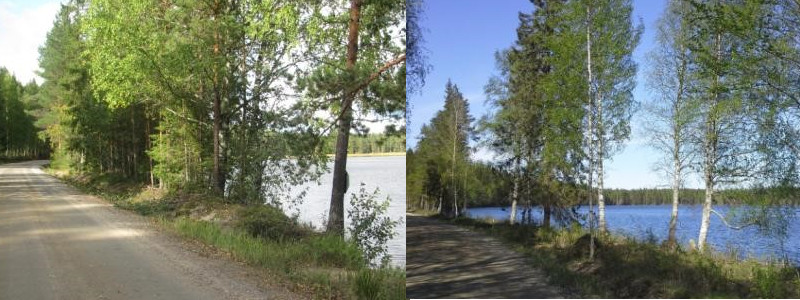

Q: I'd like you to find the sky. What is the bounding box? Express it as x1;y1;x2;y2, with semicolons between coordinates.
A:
407;0;704;189
0;0;62;84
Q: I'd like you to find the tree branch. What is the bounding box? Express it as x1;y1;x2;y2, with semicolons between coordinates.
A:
321;53;407;135
710;208;755;230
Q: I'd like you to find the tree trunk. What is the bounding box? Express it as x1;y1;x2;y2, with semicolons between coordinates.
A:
597;93;606;232
146;112;154;187
543;201;551;229
451;96;459;218
667;157;680;247
698;33;722;252
326;0;361;236
585;3;596;260
509;157;519;224
211;2;224;195
668;20;687;246
698;156;714;251
462;165;468;217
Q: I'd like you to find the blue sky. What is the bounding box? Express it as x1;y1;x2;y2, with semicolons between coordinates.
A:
407;0;703;189
0;0;62;83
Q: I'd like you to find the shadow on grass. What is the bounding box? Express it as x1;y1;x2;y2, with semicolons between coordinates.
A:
449;217;800;298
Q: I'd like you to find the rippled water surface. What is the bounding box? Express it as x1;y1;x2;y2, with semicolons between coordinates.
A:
285;156;405;267
468;205;800;264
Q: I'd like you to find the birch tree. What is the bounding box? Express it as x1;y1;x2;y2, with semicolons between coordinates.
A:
686;0;768;251
645;0;696;247
584;0;641;233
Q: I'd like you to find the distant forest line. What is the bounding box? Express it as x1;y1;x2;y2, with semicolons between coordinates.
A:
408;156;800;209
466;185;800;208
322;130;405;155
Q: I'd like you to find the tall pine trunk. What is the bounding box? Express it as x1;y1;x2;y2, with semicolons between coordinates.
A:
327;0;361;236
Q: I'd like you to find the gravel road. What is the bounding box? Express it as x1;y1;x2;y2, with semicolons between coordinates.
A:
406;214;566;299
0;160;298;299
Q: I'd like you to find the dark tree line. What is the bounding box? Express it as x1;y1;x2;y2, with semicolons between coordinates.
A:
0;68;48;160
322;130;406;155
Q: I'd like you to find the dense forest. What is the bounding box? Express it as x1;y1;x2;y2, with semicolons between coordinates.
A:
0;69;48;161
407;0;800;251
22;0;406;239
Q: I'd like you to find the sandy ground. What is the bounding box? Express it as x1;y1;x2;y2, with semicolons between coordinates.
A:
0;160;299;299
406;214;566;299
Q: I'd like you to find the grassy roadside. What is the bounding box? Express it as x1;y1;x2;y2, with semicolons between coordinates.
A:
48;169;405;300
442;216;800;298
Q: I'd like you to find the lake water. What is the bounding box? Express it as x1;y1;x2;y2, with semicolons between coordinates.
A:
283;156;405;267
467;205;800;264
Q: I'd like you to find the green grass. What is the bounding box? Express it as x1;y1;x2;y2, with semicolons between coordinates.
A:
48;170;406;300
448;216;800;298
165;217;405;299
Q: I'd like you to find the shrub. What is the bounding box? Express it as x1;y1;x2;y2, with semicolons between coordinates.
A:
235;205;309;241
347;183;401;267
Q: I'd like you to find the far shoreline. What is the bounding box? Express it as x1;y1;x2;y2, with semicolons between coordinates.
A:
327;152;406;158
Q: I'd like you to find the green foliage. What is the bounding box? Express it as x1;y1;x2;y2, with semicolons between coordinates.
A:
407;81;473;218
38;0;332;204
235;205;310;242
347;183;400;267
0;68;48;160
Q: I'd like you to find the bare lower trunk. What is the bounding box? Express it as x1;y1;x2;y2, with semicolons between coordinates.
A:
543;202;551;228
453;189;459;218
667;151;680;247
327;110;352;235
598;152;606;232
146;115;154;187
437;191;442;214
509;158;519;224
698;167;713;251
327;0;362;236
509;181;518;225
462;167;468;217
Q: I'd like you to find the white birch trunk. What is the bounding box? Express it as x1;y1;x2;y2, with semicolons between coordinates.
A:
452;99;459;218
510;157;519;224
698;33;722;252
585;4;596;260
597;93;606;232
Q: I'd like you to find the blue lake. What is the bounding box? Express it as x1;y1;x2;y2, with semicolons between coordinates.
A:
467;205;800;264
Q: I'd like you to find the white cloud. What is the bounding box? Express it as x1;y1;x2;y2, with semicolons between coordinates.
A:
0;1;61;83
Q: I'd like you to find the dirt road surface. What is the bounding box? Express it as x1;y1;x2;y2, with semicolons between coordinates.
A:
0;160;297;299
406;214;566;299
